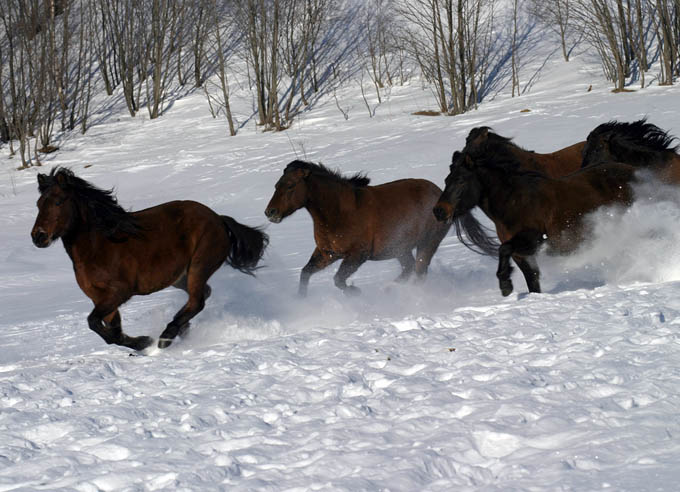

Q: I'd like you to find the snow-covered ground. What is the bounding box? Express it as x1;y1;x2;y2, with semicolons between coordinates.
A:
2;44;680;490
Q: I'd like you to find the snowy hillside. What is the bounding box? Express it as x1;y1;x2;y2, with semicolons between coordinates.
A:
2;45;680;490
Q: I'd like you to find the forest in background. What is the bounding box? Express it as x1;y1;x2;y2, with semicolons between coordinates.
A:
0;0;678;168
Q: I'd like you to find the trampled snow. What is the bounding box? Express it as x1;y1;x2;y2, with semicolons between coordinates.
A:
2;45;680;490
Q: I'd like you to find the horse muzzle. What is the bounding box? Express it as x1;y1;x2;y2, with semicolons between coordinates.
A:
264;207;282;223
31;228;52;248
433;202;454;223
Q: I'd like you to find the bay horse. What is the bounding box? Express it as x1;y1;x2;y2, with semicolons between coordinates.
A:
433;151;636;296
452;127;586;257
264;160;451;296
31;167;268;351
581;119;680;182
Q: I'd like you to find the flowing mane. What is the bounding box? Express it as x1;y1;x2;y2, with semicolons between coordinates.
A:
453;213;500;257
285;159;370;187
39;167;143;240
587;119;679;167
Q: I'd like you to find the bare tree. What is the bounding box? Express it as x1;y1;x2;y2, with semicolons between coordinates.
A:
527;0;579;61
398;0;497;115
511;0;520;96
204;0;240;135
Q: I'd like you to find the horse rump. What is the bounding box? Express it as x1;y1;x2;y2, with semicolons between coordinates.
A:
221;216;269;275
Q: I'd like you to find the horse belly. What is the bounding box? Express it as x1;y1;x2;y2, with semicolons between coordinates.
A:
371;193;440;258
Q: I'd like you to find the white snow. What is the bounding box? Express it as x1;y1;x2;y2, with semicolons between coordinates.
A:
2;43;680;490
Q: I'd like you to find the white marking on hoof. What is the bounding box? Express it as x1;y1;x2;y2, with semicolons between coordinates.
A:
158;338;173;349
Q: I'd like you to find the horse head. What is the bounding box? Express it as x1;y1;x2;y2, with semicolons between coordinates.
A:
581;124;614;167
32;169;79;248
433;151;481;223
265;161;311;223
463;127;491;156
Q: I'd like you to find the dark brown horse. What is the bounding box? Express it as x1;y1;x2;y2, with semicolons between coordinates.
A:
31;167;268;351
433;151;636;296
581;119;680;182
452;127;586;256
264;160;451;296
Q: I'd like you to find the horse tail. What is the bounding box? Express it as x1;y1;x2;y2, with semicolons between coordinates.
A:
454;212;500;257
221;216;269;275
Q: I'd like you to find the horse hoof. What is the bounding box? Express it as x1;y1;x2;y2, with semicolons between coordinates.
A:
499;280;513;297
133;336;155;351
158;338;173;349
343;285;361;297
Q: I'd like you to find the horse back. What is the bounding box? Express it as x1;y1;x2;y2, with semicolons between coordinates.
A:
540;141;586;177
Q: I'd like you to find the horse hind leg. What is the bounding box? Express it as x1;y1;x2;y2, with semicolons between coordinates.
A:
172;273;212;338
159;265;217;349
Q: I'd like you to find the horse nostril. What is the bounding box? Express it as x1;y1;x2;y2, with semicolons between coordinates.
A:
433;206;446;221
32;230;48;246
265;207;277;218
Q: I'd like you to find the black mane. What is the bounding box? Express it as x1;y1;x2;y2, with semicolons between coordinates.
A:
588;119;679;166
285;159;370;187
466;126;530;155
40;167;143;240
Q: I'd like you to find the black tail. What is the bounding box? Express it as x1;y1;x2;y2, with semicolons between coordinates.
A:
454;212;500;257
221;216;269;275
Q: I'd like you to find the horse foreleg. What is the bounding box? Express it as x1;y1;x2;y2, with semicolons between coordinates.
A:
496;230;543;297
299;248;338;297
334;254;368;296
88;307;154;351
513;255;541;293
395;253;416;282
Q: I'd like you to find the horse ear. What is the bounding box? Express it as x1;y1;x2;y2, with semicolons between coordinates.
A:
37;173;47;187
301;168;311;178
55;171;68;187
466;127;489;148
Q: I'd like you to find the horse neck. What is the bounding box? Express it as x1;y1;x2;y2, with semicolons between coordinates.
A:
304;175;356;225
488;140;540;172
475;166;529;223
61;206;102;262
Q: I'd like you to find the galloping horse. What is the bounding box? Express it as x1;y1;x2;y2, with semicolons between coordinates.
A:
581;119;680;182
264;160;451;296
31;167;268;350
433;151;636;296
452;127;586;256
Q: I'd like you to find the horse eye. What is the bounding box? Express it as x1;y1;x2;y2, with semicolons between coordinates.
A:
55;199;64;206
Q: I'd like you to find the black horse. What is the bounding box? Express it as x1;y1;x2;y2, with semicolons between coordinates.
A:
31;168;268;350
449;127;588;258
582;119;680;182
433;152;636;296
